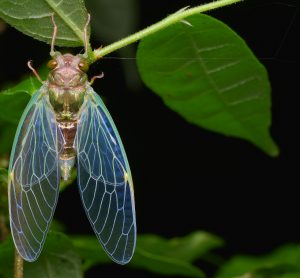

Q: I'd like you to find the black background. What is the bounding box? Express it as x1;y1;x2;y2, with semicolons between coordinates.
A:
0;0;299;277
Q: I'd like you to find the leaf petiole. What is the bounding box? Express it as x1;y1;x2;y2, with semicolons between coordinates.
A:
91;0;244;62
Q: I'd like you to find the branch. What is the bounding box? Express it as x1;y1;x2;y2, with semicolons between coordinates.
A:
14;249;24;278
92;0;244;61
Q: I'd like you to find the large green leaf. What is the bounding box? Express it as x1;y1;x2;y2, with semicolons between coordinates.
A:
137;14;278;156
72;231;222;277
0;232;82;278
0;0;89;47
217;244;300;278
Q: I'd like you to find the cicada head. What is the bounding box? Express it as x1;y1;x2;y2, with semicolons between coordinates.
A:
47;53;89;88
47;53;90;115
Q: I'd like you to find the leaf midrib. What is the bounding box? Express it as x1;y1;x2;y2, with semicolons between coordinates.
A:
182;24;258;139
44;0;84;44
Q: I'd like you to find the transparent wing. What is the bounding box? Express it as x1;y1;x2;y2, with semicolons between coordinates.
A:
76;87;136;264
8;88;61;262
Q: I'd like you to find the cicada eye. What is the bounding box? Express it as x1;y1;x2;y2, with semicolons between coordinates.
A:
47;59;58;69
78;60;89;72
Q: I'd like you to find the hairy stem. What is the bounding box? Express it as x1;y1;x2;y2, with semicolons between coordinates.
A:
14;249;24;278
92;0;244;61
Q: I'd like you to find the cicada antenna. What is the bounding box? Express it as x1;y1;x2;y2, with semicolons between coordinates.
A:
50;13;58;57
90;72;104;85
83;13;91;57
27;61;43;84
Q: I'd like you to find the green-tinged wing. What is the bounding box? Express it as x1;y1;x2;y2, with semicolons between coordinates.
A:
75;87;136;264
8;87;62;262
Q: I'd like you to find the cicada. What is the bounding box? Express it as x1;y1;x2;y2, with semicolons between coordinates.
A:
8;14;136;264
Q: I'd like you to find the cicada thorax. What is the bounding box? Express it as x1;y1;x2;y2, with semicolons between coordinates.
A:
46;53;89;180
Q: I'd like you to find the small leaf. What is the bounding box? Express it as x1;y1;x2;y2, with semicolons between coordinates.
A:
0;232;82;278
137;14;279;156
0;67;48;155
0;66;48;123
217;244;300;278
131;248;205;278
72;231;221;277
0;0;89;47
136;231;223;263
0;79;36;155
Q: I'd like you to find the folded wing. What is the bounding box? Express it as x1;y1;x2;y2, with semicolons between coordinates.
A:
8;89;61;262
76;88;136;264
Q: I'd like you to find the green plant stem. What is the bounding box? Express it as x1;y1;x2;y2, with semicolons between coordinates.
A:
92;0;244;61
14;249;24;278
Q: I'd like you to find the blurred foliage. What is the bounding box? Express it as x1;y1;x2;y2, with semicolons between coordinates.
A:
0;230;222;278
217;244;300;278
0;233;82;278
72;231;223;277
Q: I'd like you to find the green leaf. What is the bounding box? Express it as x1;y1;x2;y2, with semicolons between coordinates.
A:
0;67;48;155
72;231;222;277
0;0;89;47
137;14;279;156
71;235;110;270
0;237;14;277
0;232;82;278
0;91;31;125
0;79;35;155
49;219;66;233
217;244;300;278
132;248;205;278
25;232;82;278
0;66;49;123
135;231;223;263
0;123;17;156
